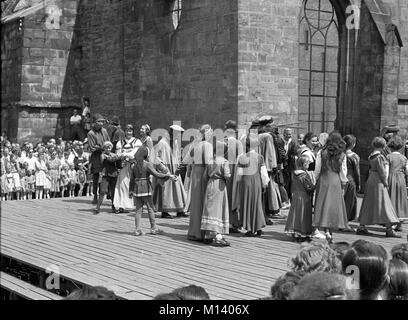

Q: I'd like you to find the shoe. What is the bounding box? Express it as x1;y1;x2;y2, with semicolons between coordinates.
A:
356;227;372;236
281;202;291;210
266;219;274;225
118;208;128;213
229;227;241;234
161;212;173;219
256;230;263;237
325;232;333;244
134;230;145;236
112;206;119;214
385;229;401;238
93;208;100;215
312;230;326;240
245;231;256;237
150;228;163;235
394;223;403;232
203;238;213;245
270;213;286;219
211;238;230;247
176;212;189;218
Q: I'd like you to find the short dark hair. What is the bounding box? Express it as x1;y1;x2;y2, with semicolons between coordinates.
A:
388;135;404;151
270;271;303;300
65;286;120;300
387;258;408;300
342;241;388;300
343;135;356;150
155;285;210;300
224;120;237;131
302;132;317;146
290;272;354;300
372;137;386;149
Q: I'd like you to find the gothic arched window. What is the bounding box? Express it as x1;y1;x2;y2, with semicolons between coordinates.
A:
170;0;182;30
299;0;339;133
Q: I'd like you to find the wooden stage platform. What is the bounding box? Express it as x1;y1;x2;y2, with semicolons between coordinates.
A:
1;197;407;300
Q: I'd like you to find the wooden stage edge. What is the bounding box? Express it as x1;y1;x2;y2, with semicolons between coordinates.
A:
1;197;407;300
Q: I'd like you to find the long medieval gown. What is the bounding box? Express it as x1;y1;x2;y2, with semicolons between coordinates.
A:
113;137;142;210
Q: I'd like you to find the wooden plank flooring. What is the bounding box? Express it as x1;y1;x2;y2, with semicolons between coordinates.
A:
1;197;407;300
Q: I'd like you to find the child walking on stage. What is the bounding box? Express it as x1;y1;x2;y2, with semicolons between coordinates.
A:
357;137;401;238
93;141;123;214
387;136;408;231
201;142;231;247
232;133;269;237
285;156;315;242
129;146;176;236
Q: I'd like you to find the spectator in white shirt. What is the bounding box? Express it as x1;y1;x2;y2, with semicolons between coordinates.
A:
70;109;85;141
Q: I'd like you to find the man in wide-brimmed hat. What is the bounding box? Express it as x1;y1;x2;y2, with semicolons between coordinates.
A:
381;124;399;157
87;113;110;204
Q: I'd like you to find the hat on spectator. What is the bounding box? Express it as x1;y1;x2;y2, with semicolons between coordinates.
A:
381;124;399;136
111;116;120;126
258;115;274;125
92;113;105;122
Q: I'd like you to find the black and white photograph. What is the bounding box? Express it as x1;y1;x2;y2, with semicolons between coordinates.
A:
1;0;408;309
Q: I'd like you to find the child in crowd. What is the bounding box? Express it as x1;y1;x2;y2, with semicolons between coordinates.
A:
35;152;48;199
60;164;69;197
84;113;92;133
77;163;87;197
47;151;61;198
67;163;77;197
386;136;408;231
9;154;21;200
357;137;401;238
129;146;175;235
201;142;231;247
25;169;36;200
284;156;315;242
19;163;27;200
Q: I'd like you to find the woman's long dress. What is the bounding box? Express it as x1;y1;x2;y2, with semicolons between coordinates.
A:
187;140;213;240
113;137;142;210
313;150;348;230
285;170;315;237
387;152;408;220
344;151;360;221
201;157;230;235
233;151;266;233
359;152;399;225
47;158;61;192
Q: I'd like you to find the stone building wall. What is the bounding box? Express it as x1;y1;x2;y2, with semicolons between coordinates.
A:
237;0;300;129
77;0;238;132
1;0;81;143
1;19;23;139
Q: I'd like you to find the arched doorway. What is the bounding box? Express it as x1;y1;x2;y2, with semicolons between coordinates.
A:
299;0;340;133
